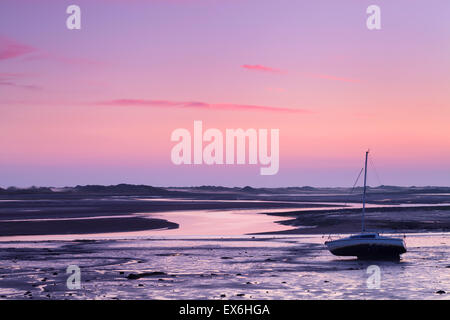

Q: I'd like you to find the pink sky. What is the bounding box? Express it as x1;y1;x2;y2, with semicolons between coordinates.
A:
0;0;449;187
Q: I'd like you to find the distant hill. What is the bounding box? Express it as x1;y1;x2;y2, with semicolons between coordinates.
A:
1;184;449;196
0;184;180;196
71;184;179;195
0;186;54;195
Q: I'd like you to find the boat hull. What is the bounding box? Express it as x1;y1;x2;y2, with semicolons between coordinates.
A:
325;237;406;259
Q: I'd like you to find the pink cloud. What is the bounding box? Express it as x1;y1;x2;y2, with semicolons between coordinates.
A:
241;64;284;74
97;99;307;113
0;35;102;67
0;36;36;60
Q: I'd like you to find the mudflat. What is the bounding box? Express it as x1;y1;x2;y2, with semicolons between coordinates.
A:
0;185;449;237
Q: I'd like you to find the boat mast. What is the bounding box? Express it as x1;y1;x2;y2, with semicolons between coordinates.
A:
362;150;369;232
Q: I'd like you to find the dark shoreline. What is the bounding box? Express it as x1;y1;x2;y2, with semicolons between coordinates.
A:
258;205;450;235
0;217;178;237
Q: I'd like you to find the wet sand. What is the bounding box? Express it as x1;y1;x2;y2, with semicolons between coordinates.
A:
0;186;449;299
0;216;178;236
262;205;450;235
0;198;448;237
0;196;328;236
0;234;448;300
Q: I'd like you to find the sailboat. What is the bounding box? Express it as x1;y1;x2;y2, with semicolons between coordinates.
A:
325;151;407;260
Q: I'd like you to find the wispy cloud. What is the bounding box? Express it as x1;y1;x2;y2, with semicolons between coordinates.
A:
0;36;36;61
241;64;284;74
0;80;41;90
0;35;103;67
0;72;41;90
97;99;307;113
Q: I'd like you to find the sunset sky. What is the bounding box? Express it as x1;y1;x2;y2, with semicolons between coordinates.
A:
1;0;449;187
